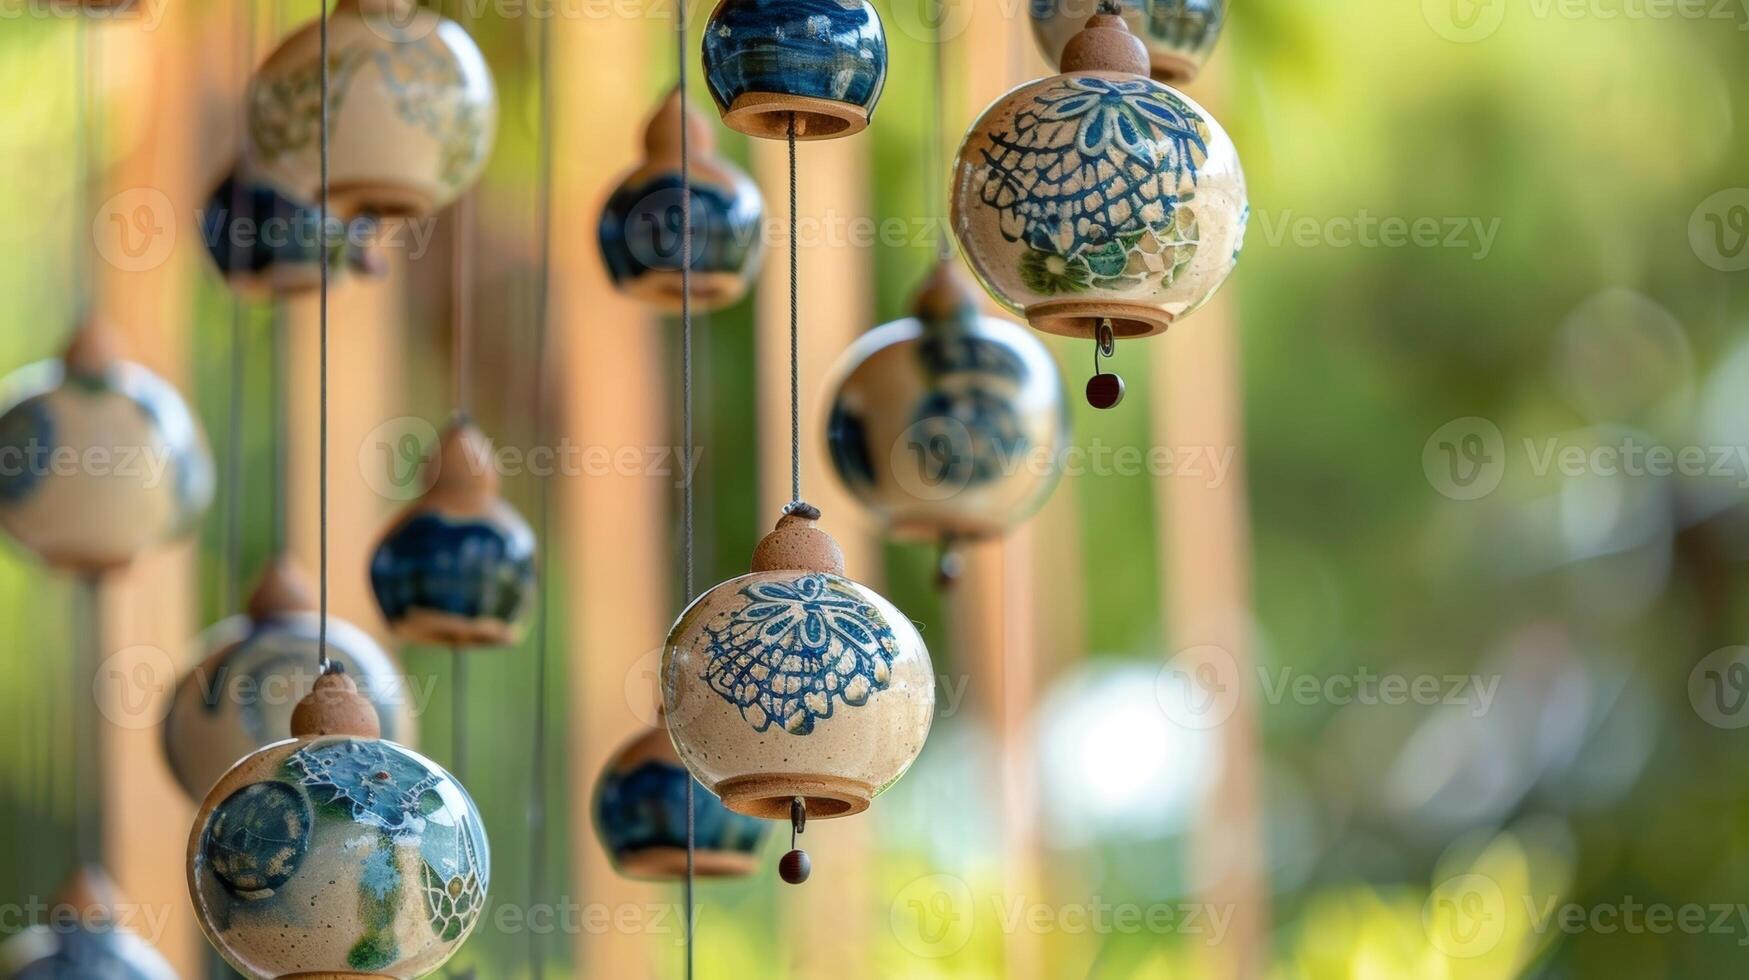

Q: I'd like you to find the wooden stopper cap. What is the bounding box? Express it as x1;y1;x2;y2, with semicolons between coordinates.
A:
246;555;318;620
423;419;500;509
643;88;717;167
63;317;124;378
1061;13;1150;76
52;866;121;926
910;259;980;323
290;666;382;739
750;504;846;575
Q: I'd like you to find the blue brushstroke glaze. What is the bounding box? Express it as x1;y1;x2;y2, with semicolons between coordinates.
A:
703;0;887;118
369;511;536;629
201;172;377;283
597;174;762;288
594;759;769;864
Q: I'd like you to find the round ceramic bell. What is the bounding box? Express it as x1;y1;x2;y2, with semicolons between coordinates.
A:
164;556;415;802
702;0;887;140
369;419;536;647
0;319;214;573
188;669;488;978
1031;0;1226;84
202;169;387;295
598;90;765;312
951;13;1246;342
592;715;771;880
825;261;1068;561
661;506;934;820
0;868;177;980
246;0;497;218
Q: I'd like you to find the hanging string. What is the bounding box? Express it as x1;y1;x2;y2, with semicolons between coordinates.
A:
786;116;800;508
72;578;101;868
929;0;952;262
526;8;557;978
316;0;332;673
70;18;86;323
677;0;698;973
271;0;290;559
448;0;477;785
223;0;257;615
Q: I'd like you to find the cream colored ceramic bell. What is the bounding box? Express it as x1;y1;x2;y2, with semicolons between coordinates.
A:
1031;0;1226;84
598;90;765;312
163;556;416;802
0;867;177;979
0;318;214;573
189;669;489;978
661;506;934;821
369;419;537;647
247;0;497;218
825;261;1068;556
951;13;1246;342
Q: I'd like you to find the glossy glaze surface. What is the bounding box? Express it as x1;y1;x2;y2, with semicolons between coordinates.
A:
1031;0;1225;82
370;504;537;646
201;171;382;294
593;723;770;879
703;0;887;139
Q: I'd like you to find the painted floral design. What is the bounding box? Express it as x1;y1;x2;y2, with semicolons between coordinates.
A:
420;822;486;942
977;76;1210;295
286;738;444;837
702;575;900;735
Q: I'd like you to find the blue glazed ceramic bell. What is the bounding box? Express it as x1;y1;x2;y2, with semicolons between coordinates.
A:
825;261;1068;580
188;669;489;977
598;90;765;312
0;869;176;980
163;556;416;802
0;319;214;573
201;169;387;296
592;715;770;880
1031;0;1225;83
702;0;887;140
369;419;536;647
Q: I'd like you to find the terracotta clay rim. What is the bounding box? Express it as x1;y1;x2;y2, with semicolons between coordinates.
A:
723;93;869;141
391;608;521;648
614;846;761;881
1025;299;1174;339
623;270;747;313
714;773;874;820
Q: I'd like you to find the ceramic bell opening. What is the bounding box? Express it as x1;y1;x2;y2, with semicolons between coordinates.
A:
825;260;1069;550
246;0;498;218
202;169;386;295
0;318;214;573
369;419;537;647
0;867;178;979
163;555;415;801
189;669;490;978
702;0;888;141
592;713;771;880
951;12;1247;342
598;89;766;312
660;506;935;820
1031;0;1227;84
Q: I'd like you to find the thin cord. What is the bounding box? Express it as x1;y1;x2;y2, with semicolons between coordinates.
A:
678;8;698;980
223;0;254;614
451;649;467;778
450;0;475;418
70;18;86;320
930;0;952;262
787;116;800;507
527;10;557;979
271;305;287;554
317;0;331;673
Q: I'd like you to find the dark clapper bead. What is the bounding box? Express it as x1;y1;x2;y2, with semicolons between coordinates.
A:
1086;372;1125;410
779;849;812;884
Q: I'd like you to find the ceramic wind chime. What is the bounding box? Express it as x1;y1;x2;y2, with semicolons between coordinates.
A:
952;11;1247;407
247;0;497;218
369;419;537;647
188;669;489;977
202;169;386;295
0;319;214;573
1031;0;1226;84
0;868;177;980
592;712;771;880
163;556;414;801
598;90;765;311
702;0;887;140
825;263;1068;583
661;507;935;882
